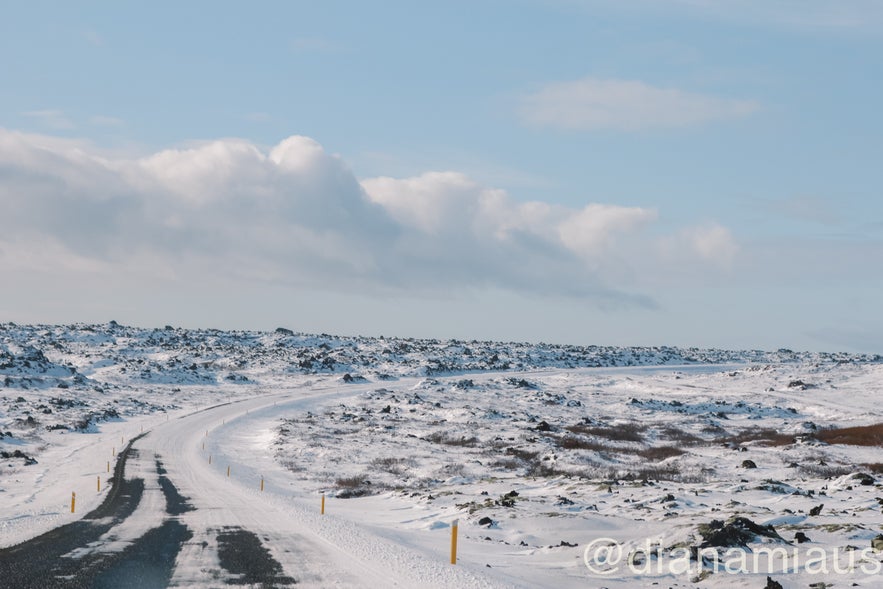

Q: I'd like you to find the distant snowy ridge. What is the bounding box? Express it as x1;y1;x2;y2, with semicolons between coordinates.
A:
1;322;879;393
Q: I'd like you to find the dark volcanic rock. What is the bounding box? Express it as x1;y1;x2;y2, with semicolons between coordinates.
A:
698;517;785;548
535;421;553;432
852;472;875;486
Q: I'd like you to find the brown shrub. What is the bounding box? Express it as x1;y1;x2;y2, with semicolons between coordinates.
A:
335;475;368;488
557;436;618;452
815;423;883;446
424;432;480;447
798;464;853;478
637;446;685;460
608;465;684;482
719;427;793;447
572;422;645;442
504;447;540;462
489;458;522;471
525;460;571;478
658;425;703;445
371;456;414;475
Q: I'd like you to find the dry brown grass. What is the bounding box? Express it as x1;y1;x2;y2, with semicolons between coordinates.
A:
504;447;539;460
335;474;368;488
637;446;686;460
718;427;794;447
489;457;523;471
798;464;853;478
565;422;645;442
556;435;615;452
815;423;883;446
720;423;883;448
423;431;480;447
370;456;414;475
658;425;704;445
609;465;684;482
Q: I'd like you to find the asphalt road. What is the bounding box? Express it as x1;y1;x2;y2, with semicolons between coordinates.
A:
0;431;295;588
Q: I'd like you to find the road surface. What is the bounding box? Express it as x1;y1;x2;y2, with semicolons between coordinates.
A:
0;388;506;588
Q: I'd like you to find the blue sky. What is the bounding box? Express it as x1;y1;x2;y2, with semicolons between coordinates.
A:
1;1;881;352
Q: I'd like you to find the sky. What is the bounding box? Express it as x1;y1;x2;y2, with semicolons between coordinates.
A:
0;0;881;353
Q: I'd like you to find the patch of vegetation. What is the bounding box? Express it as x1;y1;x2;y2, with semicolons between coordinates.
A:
423;431;480;447
637;446;685;460
565;422;645;443
815;423;883;446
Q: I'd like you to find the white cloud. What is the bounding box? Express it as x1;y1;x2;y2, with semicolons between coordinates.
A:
658;222;739;265
557;204;657;257
519;78;759;131
686;223;739;263
0;129;730;303
21;109;75;130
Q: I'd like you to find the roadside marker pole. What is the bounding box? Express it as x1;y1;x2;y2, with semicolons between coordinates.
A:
321;493;325;515
112;447;115;457
97;476;101;492
107;461;110;473
71;492;76;513
208;455;212;464
226;465;230;477
450;519;459;565
260;477;264;492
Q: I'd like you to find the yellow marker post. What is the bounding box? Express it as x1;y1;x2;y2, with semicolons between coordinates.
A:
71;492;76;514
260;477;264;492
450;519;459;565
226;465;230;477
107;461;110;473
97;476;101;492
321;493;325;515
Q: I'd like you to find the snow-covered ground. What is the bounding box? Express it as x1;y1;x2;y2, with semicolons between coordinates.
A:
1;322;882;587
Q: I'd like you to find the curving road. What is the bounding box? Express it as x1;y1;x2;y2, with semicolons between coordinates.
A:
0;387;507;589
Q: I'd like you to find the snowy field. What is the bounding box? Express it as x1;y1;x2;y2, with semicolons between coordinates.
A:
1;322;882;588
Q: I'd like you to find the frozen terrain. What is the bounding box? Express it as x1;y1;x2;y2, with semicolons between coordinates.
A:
1;322;881;588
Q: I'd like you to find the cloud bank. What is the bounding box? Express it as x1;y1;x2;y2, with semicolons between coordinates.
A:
0;129;732;304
